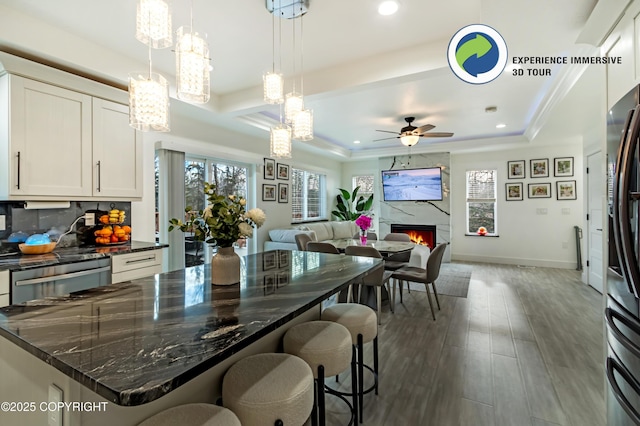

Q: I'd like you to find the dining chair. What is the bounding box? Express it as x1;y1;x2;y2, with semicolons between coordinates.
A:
382;233;413;272
391;243;447;320
344;245;394;324
306;242;340;254
295;233;313;251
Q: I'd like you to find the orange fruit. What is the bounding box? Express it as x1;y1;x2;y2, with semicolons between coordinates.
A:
122;226;132;234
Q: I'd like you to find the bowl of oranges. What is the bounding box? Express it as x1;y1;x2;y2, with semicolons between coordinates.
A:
94;225;132;245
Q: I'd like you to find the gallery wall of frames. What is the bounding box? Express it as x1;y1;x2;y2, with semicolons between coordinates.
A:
505;157;576;201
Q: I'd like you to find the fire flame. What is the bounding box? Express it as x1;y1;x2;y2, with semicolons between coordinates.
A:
406;231;430;247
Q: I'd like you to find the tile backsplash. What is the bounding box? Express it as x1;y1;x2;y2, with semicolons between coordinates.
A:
0;201;131;246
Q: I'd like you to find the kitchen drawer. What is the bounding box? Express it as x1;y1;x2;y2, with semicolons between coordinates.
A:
0;270;9;307
111;250;163;284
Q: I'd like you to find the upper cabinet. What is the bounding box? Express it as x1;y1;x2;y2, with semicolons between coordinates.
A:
92;98;142;198
0;73;142;201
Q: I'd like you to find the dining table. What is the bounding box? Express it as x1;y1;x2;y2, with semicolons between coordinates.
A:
321;238;415;257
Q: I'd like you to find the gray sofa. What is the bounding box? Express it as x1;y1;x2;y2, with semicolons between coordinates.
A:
263;221;358;251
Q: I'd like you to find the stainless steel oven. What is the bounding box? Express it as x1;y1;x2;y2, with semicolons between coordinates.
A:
11;258;111;304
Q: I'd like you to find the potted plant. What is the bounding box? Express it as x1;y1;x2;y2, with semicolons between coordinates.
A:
331;186;373;221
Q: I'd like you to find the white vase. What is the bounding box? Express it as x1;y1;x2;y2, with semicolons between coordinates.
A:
211;246;240;286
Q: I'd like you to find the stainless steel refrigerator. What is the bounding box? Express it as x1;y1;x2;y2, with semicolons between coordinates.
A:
607;84;640;425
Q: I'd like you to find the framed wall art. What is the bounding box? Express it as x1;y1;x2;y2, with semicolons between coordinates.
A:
262;184;276;201
528;183;552;198
554;157;574;177
507;160;525;179
556;180;577;200
506;182;523;201
530;158;549;178
278;183;289;203
277;163;290;180
264;158;275;180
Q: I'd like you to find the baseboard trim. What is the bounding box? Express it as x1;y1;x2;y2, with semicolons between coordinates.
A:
451;254;577;269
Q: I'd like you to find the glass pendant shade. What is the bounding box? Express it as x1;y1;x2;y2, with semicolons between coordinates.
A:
400;134;420;146
129;72;170;132
176;26;210;104
284;92;304;124
270;124;292;159
293;109;313;141
136;0;172;49
263;72;284;104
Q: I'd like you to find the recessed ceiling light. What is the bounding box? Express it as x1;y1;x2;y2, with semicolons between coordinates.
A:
354;140;361;144
378;1;399;16
496;123;506;128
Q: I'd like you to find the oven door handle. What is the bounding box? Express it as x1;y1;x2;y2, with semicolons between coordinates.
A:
606;308;640;358
15;266;111;286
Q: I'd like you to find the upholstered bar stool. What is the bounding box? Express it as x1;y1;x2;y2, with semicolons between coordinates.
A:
321;303;378;424
222;353;315;426
284;321;357;426
137;403;240;426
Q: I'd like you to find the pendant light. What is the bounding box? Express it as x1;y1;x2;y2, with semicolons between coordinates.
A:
292;4;313;141
175;1;210;104
270;4;291;158
264;0;284;104
129;45;170;132
130;0;171;132
284;2;303;124
136;0;173;49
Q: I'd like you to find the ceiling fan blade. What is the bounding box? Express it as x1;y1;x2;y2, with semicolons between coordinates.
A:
373;136;400;142
375;130;400;134
414;124;435;134
421;132;454;138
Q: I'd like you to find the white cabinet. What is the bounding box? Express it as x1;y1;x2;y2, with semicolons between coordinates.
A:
111;249;164;284
0;270;8;307
1;75;93;198
92;99;143;198
0;74;142;200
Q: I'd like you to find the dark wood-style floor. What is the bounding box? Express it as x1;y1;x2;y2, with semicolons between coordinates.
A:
322;262;606;425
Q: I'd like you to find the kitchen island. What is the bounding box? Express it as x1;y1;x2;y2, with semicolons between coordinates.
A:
0;250;379;425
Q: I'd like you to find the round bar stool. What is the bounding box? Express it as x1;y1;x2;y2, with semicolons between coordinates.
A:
321;303;378;424
222;353;315;426
284;321;357;426
137;403;240;426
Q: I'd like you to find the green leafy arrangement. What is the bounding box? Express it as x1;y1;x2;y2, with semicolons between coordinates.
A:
331;186;373;221
169;182;266;247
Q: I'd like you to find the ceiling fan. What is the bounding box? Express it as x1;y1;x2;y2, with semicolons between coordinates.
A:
374;117;454;146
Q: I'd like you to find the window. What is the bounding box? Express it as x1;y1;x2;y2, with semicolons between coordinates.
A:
466;170;497;234
292;168;326;222
352;175;374;201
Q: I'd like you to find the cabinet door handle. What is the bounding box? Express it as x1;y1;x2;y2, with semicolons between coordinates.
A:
125;256;156;265
16;151;20;190
96;160;101;192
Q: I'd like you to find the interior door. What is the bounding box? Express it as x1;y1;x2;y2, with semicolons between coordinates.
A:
588;151;604;293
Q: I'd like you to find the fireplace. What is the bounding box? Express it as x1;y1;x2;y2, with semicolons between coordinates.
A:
390;224;436;248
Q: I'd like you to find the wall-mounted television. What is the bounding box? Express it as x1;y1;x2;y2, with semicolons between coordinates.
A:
381;167;443;201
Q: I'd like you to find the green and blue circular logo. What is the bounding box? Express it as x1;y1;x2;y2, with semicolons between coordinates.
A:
447;24;508;84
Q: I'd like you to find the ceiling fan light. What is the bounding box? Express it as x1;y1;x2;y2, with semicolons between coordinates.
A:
270;123;292;159
136;0;172;49
284;92;304;124
378;1;399;16
175;26;210;104
264;72;284;104
293;109;313;141
129;71;170;132
400;134;419;146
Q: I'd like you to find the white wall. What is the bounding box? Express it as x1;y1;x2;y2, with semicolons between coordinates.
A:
451;143;584;269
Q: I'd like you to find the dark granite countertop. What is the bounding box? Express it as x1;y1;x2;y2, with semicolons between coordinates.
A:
0;250;379;406
0;241;168;272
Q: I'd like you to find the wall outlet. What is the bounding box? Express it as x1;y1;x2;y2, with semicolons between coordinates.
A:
561;208;571;215
536;208;548;215
84;212;95;227
0;215;5;231
48;384;63;426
